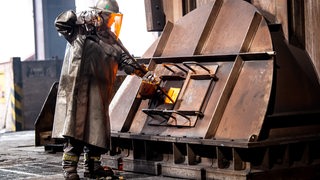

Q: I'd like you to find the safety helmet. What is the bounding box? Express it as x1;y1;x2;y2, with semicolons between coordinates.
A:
91;0;123;39
92;0;119;13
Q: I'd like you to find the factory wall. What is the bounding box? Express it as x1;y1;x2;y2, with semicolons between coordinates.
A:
0;58;62;132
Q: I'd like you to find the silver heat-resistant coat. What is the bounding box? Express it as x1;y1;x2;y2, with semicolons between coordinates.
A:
52;10;124;149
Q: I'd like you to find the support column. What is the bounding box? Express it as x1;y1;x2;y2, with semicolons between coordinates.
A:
11;57;24;131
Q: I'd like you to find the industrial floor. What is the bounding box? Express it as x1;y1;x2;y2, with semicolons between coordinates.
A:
0;130;178;180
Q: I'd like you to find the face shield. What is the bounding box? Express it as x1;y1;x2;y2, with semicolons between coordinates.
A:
106;13;123;40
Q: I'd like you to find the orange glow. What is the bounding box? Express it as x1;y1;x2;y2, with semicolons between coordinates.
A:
107;13;123;40
165;87;180;104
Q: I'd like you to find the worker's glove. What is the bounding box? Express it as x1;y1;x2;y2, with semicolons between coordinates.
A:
77;10;102;25
134;64;148;78
120;53;148;77
55;10;79;43
120;53;131;64
139;71;159;99
76;10;103;32
120;53;135;74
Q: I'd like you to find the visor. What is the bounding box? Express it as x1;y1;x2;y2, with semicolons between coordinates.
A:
107;13;123;40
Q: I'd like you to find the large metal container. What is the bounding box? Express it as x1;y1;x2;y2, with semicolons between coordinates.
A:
106;0;320;179
35;0;320;179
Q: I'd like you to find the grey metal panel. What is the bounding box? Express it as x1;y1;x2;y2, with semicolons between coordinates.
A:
42;0;75;60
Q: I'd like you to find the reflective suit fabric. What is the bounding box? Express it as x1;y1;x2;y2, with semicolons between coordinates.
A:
52;11;122;150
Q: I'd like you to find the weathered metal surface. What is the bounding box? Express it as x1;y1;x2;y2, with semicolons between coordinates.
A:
161;1;219;56
30;0;320;179
215;60;273;140
109;76;142;132
201;0;261;54
205;57;244;138
166;64;218;127
118;0;273;140
128;60;237;138
194;0;223;55
248;15;273;52
29;0;320;179
305;1;320;79
35;82;58;146
107;132;320;179
105;0;320;179
269;27;320;114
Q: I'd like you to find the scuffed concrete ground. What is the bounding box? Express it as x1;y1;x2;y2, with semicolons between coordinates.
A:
0;130;179;180
0;130;65;179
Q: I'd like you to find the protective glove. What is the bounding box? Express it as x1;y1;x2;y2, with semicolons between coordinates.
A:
139;71;159;99
76;10;103;33
77;10;102;26
120;53;148;78
55;10;78;43
134;64;148;78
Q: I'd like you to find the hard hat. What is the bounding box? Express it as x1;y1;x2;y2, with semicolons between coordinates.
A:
92;0;119;13
91;0;122;40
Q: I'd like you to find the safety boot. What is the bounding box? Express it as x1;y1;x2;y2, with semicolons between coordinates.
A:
62;153;80;180
83;154;114;179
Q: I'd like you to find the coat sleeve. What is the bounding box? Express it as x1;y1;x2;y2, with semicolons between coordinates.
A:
118;53;148;77
54;10;79;43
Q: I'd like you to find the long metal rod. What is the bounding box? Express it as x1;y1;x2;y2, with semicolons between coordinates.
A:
158;86;175;104
109;31;175;104
109;32;148;74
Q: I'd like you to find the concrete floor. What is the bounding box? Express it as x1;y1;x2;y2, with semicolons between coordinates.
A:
0;130;178;180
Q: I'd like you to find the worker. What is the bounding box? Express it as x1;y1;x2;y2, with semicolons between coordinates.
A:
51;0;147;179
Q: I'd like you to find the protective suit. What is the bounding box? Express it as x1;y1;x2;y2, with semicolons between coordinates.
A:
52;11;121;149
51;0;146;179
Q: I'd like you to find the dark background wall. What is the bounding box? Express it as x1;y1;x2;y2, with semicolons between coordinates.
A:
34;0;75;60
21;60;62;130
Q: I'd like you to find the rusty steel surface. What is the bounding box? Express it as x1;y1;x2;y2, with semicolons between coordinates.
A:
215;60;273;140
35;82;59;146
112;0;274;140
33;0;320;179
202;0;259;54
160;2;214;56
109;76;142;132
104;1;320;179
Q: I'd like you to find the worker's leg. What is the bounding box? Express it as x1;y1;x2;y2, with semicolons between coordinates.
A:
62;138;84;180
83;145;114;178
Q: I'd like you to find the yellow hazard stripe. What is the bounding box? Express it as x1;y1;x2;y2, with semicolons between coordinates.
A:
90;156;101;162
10;93;22;109
63;154;79;162
11;83;23;130
14;84;23;95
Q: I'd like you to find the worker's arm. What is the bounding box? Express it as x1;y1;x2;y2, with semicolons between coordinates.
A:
55;10;100;44
118;53;148;78
54;10;79;43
